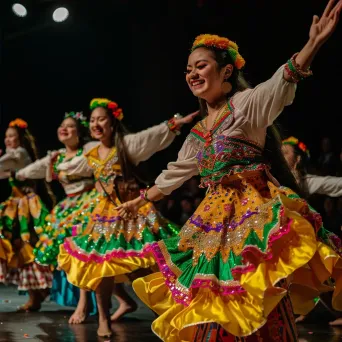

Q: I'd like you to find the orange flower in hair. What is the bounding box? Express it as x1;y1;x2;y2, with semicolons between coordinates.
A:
283;136;310;158
191;34;246;70
90;98;124;121
9;118;28;129
298;142;307;153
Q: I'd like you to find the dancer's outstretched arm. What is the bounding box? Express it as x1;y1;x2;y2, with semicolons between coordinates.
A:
123;111;198;165
284;0;342;76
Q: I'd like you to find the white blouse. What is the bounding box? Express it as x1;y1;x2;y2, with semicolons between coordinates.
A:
16;142;98;195
155;65;297;195
304;174;342;197
0;147;32;179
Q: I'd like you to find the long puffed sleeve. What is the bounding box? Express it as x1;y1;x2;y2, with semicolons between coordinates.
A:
123;122;176;165
232;65;296;128
16;155;51;180
304;175;342;197
0;147;32;179
59;141;100;177
155;137;199;196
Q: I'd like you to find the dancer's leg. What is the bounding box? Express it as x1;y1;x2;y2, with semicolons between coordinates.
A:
96;277;114;337
110;283;137;321
69;289;89;324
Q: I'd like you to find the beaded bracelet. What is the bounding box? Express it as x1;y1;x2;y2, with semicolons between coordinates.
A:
140;188;151;202
165;113;183;135
285;53;313;83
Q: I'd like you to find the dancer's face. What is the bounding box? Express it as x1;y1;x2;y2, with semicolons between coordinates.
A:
186;47;229;102
57;118;79;146
5;128;20;149
282;144;299;170
90;107;112;142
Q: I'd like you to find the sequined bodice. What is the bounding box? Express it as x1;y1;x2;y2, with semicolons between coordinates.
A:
86;146;122;195
189;119;268;187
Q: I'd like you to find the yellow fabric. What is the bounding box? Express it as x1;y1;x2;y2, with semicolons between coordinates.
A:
0;238;14;263
58;244;155;291
8;243;35;268
237;206;317;316
133;273;272;341
28;193;42;219
290;242;342;315
132;204;318;340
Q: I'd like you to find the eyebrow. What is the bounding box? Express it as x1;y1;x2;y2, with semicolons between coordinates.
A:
187;59;209;67
90;115;107;119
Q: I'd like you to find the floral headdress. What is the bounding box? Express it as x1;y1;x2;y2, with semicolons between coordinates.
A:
282;136;310;158
64;111;89;127
90;98;124;121
9;118;28;129
191;34;246;70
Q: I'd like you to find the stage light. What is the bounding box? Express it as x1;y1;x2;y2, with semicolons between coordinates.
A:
12;3;27;17
52;7;69;22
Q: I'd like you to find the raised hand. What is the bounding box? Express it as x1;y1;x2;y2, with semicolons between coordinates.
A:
309;0;342;46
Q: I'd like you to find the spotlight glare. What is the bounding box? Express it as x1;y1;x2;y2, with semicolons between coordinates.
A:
12;3;27;17
52;7;69;22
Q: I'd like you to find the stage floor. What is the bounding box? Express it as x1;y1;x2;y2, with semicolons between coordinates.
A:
0;285;341;341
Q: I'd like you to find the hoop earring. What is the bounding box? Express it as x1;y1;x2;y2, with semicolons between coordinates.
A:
222;80;232;94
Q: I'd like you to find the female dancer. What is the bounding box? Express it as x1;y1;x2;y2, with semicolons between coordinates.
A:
0;118;52;312
117;1;342;340
58;98;198;336
282;136;342;326
16;112;98;321
282;136;342;198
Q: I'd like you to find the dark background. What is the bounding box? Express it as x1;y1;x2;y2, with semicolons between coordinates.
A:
1;0;341;189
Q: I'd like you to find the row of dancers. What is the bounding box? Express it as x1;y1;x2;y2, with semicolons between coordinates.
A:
1;1;342;340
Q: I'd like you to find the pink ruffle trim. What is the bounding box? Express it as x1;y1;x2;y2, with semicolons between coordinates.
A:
63;238;150;264
144;243;246;306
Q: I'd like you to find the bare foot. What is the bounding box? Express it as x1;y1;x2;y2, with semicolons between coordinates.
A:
110;302;138;322
295;315;307;324
16;301;41;312
97;318;112;338
329;317;342;326
69;309;88;324
69;294;88;324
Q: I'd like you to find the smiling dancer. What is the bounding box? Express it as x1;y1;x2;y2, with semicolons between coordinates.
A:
0;119;51;312
58;98;198;337
117;1;342;340
16;112;99;321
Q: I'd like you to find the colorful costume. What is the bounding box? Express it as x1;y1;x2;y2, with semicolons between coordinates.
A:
132;64;342;341
0;147;51;291
58;122;180;290
16;142;99;308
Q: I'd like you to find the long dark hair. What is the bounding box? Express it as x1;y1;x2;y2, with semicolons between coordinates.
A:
281;139;311;195
11;125;57;207
194;46;304;197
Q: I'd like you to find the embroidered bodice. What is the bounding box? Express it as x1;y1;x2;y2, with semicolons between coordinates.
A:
86;145;122;196
195;135;267;188
155;65;297;195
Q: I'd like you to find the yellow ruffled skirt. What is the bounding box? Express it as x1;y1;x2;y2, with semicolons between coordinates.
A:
58;195;179;291
132;173;342;341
